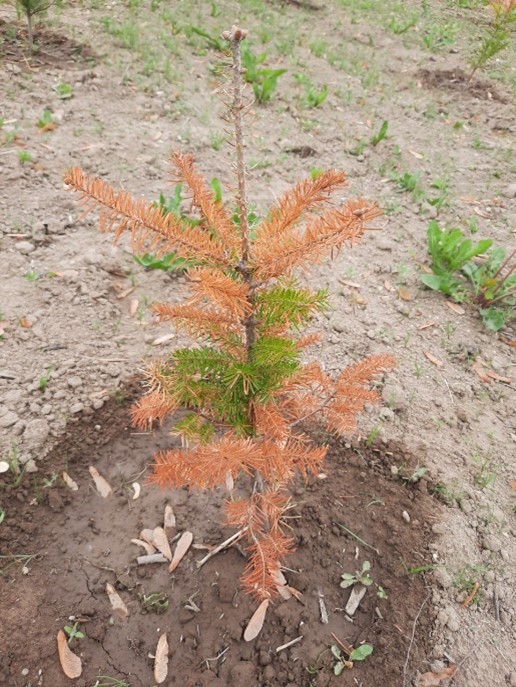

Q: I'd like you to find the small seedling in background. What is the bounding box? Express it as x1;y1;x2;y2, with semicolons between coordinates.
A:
188;25;226;52
370;120;388;146
63;622;84;644
376;585;388;599
0;508;5;525
340;560;373;588
38;365;53;390
24;270;39;282
37;109;55;131
294;73;329;109
93;677;129;687
140;591;170;614
427;178;449;214
469;0;516;80
17;151;32;164
42;471;59;488
16;0;64;52
242;45;287;104
331;643;374;674
54;82;73;99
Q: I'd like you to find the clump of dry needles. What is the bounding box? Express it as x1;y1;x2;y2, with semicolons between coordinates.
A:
64;26;394;620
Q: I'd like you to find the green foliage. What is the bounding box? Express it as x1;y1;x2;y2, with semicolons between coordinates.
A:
188;25;226;52
340;560;373;588
421;221;514;331
53;82;73;99
469;2;516;78
241;46;287;104
256;280;328;330
37;108;54;129
331;643;373;674
294;73;329;108
63;622;84;643
370;120;388;146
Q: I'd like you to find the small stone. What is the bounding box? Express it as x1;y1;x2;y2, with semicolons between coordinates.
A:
92;398;104;410
332;319;347;333
67;376;83;389
430;660;445;674
445;606;460;632
380;407;395;420
376;237;393;251
433;568;452;589
483;534;502;552
23;419;50;449
15;241;36;254
436;610;448;626
70;402;84;414
366;329;376;339
0;410;18;428
21;668;29;676
503;183;516;199
402;510;411;523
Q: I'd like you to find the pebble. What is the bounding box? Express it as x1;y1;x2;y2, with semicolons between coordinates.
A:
70;403;84;414
433;568;452;589
402;510;411;523
445;606;460;632
376;237;393;251
503;182;516;198
23;419;50;449
15;241;36;254
483;534;502;552
67;376;83;389
0;410;18;428
332;319;347;333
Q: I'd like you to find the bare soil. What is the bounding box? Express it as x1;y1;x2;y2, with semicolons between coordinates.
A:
1;1;515;686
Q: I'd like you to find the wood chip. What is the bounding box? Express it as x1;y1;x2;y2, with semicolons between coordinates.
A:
57;630;82;678
445;301;465;315
486;370;512;384
244;599;269;641
19;317;32;328
62;472;79;491
423;351;444;368
398;287;415;301
338;278;361;289
415;664;456;687
154;633;169;684
345;584;367;616
153;527;172;561
106;583;129;619
409;149;423;159
88;466;112;497
163;504;176;535
129;298;139;318
169;531;193;572
152;333;175;346
132;482;141;499
137;553;168;565
417;321;436;330
116;286;134;299
276;635;303;653
131;538;156;555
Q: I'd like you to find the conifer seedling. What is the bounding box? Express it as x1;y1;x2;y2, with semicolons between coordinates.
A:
64;26;394;628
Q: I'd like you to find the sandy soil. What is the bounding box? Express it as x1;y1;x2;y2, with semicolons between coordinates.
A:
0;1;515;686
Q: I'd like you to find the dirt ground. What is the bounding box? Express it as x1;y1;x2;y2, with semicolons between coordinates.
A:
0;1;515;686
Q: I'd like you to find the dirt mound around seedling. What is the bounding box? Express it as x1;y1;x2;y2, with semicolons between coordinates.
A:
0;390;439;687
417;67;509;103
0;19;95;68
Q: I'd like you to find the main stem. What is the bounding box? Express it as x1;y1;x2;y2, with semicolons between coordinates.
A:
224;26;262;492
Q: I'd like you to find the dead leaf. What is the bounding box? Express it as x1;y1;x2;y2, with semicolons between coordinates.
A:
132;482;141;499
398;287;415;301
445;301;465;315
415;664;456;687
169;531;193;572
420;264;433;274
383;279;395;292
244;599;269;641
131;538;156;555
154;633;169;684
153;527;172;561
423;351;444;368
19;317;32;329
140;528;156;546
88;466;113;497
499;335;516;347
152;333;176;346
417;321;436;330
129;299;139;318
163;504;176;535
57;630;82;679
62;472;79;491
106;583;129;619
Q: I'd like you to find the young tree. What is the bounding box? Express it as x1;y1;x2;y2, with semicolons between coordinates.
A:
16;0;60;51
64;26;394;614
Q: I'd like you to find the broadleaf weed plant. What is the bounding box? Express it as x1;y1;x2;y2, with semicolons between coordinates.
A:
64;26;394;616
